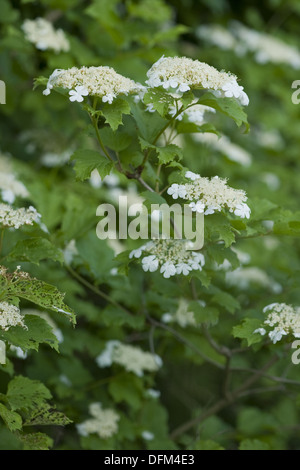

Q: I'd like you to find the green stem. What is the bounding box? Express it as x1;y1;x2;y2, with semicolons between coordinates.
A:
66;265;132;315
91;114;115;164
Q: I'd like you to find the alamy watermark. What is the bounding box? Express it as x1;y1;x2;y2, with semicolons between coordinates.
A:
291;340;300;364
0;80;6;104
291;80;300;104
96;196;204;250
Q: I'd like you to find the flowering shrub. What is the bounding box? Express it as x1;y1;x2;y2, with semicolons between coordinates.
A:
1;0;300;451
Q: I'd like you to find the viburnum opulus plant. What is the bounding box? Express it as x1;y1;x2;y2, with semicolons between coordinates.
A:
1;50;298;451
37;56;251;279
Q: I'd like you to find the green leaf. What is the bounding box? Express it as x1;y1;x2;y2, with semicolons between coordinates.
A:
239;438;271;450
71;149;113;181
7;278;76;324
108;374;143;410
193;439;224;450
19;432;53;450
6;376;51;412
205;213;236;247
0;403;22;432
131;102;168;142
7;238;64;265
139;137;183;165
140;190;167;210
100;127;132;151
211;290;240;314
23;402;72;427
156;144;183;165
101;97;131;130
188;301;219;325
198;93;249;131
143;89;174;117
0;315;60;352
232;318;264;346
100;305;145;329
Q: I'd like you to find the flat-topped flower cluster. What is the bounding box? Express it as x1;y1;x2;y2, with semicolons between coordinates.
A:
43;66;144;103
22;17;70;53
42;55;249;107
146;55;249;106
0;153;29;204
197;22;300;69
76;402;120;439
167;171;251;218
254;303;300;344
0;301;26;331
96;340;162;377
130;238;205;278
0;203;41;229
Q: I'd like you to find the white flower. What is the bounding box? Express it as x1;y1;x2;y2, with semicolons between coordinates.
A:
162;79;179;89
102;93;115;104
189;252;205;270
160;261;177;278
69;85;89;102
178;83;191;92
145;103;156;113
185;171;200;181
189;201;205;213
42;86;52;96
167;183;187;199
234;203;251;219
146;388;161;399
222;81;243;99
142;255;159;272
269;329;287;344
204;205;219;215
129;247;144;259
253;328;267;336
176;262;192;275
161;313;173;323
142;431;154;441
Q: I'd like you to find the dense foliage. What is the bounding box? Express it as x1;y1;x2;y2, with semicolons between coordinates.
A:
1;0;300;450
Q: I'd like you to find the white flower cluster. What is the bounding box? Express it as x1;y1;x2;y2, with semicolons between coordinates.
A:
146;55;249;106
22;18;70;53
96;340;162;377
197;24;237;51
43;66;144;103
232;21;300;69
40;149;72;167
0;301;27;331
129;238;205;278
197;22;300;69
194;133;252;167
226;267;282;294
0;153;29;203
162;298;199;328
254;303;300;344
76;402;120;439
167;171;250;218
0;203;41;229
0;173;29;204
